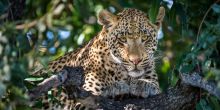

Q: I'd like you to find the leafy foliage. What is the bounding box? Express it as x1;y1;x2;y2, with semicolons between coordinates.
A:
0;0;220;109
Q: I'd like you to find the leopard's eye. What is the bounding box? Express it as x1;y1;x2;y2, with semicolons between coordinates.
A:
118;37;127;43
141;36;148;43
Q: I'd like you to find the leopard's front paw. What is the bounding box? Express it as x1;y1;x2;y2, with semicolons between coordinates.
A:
141;82;161;98
130;80;161;98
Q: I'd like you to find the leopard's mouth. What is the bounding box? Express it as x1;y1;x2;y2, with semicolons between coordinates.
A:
128;69;144;78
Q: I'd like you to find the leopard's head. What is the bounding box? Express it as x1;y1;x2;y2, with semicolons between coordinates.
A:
98;7;165;78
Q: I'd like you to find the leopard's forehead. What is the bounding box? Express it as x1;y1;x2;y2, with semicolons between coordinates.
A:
113;8;157;38
117;8;147;19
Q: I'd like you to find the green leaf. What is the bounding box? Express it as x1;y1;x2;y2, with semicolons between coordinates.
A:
0;82;6;98
148;0;160;23
209;96;220;110
180;64;194;73
0;0;8;14
212;4;220;14
196;99;212;110
24;77;44;82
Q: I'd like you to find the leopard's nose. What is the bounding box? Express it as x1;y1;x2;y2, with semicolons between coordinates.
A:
129;57;141;65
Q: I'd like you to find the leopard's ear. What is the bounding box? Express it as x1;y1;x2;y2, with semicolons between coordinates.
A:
98;10;117;28
155;7;165;29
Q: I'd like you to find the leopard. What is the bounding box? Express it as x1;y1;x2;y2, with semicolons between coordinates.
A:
33;6;165;109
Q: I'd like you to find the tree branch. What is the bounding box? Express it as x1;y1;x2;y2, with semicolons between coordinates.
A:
180;73;220;100
28;67;220;110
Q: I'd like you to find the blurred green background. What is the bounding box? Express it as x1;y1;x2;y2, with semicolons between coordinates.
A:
0;0;220;109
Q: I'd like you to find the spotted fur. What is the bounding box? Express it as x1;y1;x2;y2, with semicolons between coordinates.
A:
33;7;165;109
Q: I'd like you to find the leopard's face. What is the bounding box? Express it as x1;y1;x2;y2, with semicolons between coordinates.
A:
98;8;163;78
109;32;157;78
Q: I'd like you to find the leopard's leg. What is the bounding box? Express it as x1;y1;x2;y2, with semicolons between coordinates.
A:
130;72;160;98
82;72;130;97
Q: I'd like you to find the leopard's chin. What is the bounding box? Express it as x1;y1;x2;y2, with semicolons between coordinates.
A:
128;69;144;78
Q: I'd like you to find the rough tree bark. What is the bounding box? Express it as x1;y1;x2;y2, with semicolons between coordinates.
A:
28;67;220;110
